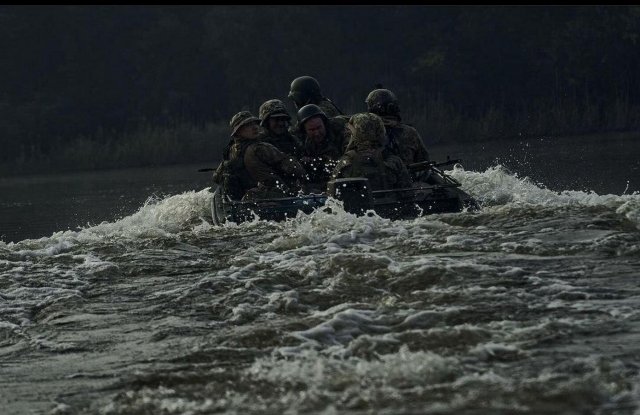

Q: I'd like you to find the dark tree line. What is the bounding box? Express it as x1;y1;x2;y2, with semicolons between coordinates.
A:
1;6;639;173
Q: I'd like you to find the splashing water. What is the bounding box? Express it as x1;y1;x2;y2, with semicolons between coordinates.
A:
1;166;640;414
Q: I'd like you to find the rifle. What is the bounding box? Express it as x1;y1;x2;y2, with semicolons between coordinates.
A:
407;158;462;172
198;162;221;173
407;157;463;187
199;140;233;172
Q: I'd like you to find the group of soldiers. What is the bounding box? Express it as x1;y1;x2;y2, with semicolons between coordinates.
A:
212;75;431;201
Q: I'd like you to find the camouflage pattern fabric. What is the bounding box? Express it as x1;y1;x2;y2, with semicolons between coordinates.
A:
379;115;430;164
317;98;342;118
213;136;306;200
365;89;399;116
213;139;257;200
297;116;348;190
243;140;306;189
258;99;301;156
258;99;291;124
229;111;260;137
262;132;303;158
344;114;430;165
346;113;386;150
297;116;350;156
332;113;412;191
332;149;411;191
365;89;398;108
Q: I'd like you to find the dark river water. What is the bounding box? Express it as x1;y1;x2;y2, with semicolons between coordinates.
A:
1;133;639;414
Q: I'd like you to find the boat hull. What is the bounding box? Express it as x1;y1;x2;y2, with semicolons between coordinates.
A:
210;174;477;225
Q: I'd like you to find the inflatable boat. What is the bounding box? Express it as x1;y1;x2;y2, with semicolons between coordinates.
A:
210;161;478;225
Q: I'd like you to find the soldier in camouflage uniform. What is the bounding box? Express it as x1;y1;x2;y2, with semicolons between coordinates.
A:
212;111;307;201
295;104;350;193
331;113;411;191
357;88;430;168
258;99;302;157
288;75;343;118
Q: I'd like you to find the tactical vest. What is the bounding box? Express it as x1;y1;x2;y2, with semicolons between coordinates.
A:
319;98;343;117
301;156;337;186
264;132;302;158
301;131;341;186
345;149;391;190
384;126;402;158
222;141;257;200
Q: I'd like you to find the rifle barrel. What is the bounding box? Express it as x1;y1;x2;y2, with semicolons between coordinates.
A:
408;159;462;171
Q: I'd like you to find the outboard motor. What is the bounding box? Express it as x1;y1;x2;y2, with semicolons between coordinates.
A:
326;178;373;215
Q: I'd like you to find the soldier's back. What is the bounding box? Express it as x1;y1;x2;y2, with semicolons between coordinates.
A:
263;132;302;158
387;122;429;165
318;98;343;118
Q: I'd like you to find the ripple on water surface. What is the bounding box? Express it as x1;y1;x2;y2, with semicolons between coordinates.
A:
1;168;640;414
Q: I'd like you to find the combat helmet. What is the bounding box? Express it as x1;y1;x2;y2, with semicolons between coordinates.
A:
258;99;291;126
297;104;327;127
365;88;400;117
288;76;322;107
348;112;386;149
229;111;260;137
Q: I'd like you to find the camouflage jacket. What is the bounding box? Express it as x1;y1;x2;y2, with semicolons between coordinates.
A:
380;115;430;165
332;113;411;191
331;149;412;191
262;131;303;158
317;97;343;118
213;137;306;200
345;115;430;166
297;117;349;189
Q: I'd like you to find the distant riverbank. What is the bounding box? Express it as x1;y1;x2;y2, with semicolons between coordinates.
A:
1;130;638;242
1;119;637;180
0;121;229;178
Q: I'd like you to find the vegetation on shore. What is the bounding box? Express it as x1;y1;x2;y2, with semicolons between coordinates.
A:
2;6;639;176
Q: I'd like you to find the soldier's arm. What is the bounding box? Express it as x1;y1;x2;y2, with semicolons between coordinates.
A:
342;126;354;154
290;134;304;158
328;116;351;154
212;163;225;184
330;159;348;180
330;152;357;180
395;158;413;188
319;100;343;118
255;142;306;181
280;156;306;180
410;128;430;163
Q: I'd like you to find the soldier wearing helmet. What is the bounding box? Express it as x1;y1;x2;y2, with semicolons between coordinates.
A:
331;113;411;191
212;111;307;201
358;88;430;177
258;99;302;157
295;104;349;193
288;75;343;118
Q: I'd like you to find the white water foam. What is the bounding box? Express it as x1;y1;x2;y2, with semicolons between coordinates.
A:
4;188;215;255
249;344;461;391
450;164;640;228
4;165;639;256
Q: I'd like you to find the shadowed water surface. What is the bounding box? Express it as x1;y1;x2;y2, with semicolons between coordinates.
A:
1;134;639;414
1;133;638;244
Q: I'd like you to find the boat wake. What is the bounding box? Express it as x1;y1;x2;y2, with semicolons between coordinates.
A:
450;164;640;227
2;165;638;253
2;164;640;414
